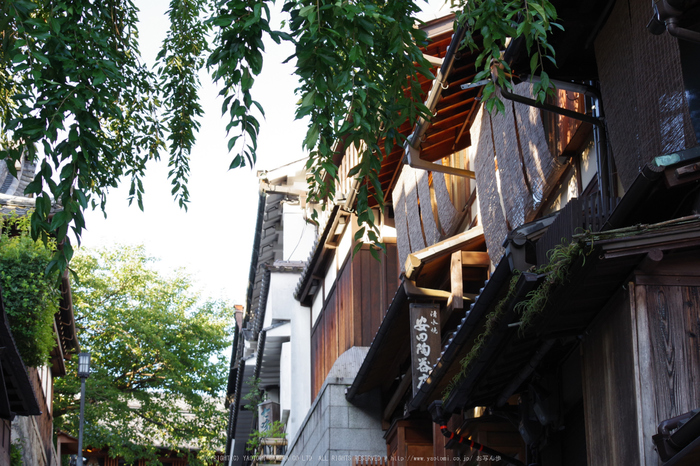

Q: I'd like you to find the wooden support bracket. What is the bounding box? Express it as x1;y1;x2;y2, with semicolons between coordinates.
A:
447;251;463;313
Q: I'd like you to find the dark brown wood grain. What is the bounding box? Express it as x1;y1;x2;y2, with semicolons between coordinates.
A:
581;288;641;466
0;419;9;466
361;250;374;345
637;284;700;464
310;244;399;399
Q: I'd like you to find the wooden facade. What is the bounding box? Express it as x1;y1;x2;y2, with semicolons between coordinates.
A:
0;419;10;464
310;244;399;399
28;366;57;466
583;251;700;466
302;2;700;464
385;420;433;466
542;90;591;159
581;288;641;465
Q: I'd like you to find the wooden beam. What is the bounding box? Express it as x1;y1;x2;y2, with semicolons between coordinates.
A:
404;225;485;280
461;251;491;268
636;248;664;274
447;251;463;313
383;368;412;421
403;279;451;301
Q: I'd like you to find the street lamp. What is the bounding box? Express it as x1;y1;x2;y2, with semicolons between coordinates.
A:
77;352;91;466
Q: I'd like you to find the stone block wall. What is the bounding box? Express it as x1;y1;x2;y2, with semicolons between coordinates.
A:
282;377;386;466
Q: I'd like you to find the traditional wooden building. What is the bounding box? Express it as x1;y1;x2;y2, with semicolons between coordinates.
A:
343;1;700;465
233;1;700;465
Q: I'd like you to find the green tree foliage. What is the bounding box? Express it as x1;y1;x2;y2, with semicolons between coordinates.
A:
0;213;59;367
53;245;234;465
283;0;433;249
1;0;558;269
0;0;205;272
452;0;560;112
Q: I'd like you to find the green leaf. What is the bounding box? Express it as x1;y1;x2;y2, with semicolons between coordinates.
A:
530;3;547;20
301;90;316;108
227;136;240;152
304;123;319;149
229;155;243;169
358;31;374;46
530;52;539;73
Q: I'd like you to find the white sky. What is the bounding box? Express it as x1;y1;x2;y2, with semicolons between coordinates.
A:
80;1;451;304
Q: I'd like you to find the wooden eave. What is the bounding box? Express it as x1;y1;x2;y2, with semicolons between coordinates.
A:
368;23;485;207
294;205;342;306
440;216;700;413
0;292;41;418
50;270;80;377
346;228;491;408
56;431;79;455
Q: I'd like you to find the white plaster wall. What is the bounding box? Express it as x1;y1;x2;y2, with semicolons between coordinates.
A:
323;249;338;299
264;272;305;327
336;225;352;268
288;302;311;440
280;341;292;417
260;273;311;441
283;204;316;262
311;291;323;328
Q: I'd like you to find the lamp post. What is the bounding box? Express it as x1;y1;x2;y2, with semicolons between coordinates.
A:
77;352;91;466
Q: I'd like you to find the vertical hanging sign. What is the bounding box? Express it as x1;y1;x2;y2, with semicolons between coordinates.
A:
409;303;441;397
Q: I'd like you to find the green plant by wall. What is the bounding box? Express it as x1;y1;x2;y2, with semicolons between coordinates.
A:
514;239;588;331
243;376;263;412
246;420;286;456
10;438;23;466
0;214;60;367
442;272;521;401
442;237;592;402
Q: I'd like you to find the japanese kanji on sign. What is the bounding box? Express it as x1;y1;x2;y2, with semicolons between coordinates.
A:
409;303;442;397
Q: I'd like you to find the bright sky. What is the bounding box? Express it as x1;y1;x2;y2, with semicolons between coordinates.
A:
80;1;451;304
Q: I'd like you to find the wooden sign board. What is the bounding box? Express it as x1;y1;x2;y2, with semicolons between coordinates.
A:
409;303;441;397
258;400;280;432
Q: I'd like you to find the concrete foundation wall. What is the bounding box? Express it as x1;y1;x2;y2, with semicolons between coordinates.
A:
282;377;385;466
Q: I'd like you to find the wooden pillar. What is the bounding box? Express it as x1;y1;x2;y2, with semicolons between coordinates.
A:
447;251;463;313
386;420;433;466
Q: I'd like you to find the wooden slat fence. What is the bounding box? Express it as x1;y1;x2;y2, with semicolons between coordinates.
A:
536;194;618;266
